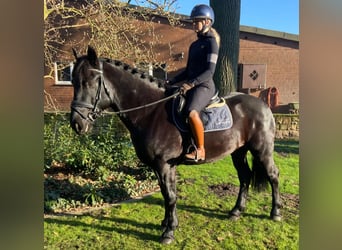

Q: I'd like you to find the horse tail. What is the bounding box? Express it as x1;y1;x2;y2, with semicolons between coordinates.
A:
251;154;269;192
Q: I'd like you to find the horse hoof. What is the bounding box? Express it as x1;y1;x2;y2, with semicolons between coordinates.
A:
228;214;240;221
271;215;282;222
159;236;174;244
160;230;174;244
228;210;241;221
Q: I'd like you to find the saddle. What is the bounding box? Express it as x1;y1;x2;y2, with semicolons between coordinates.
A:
168;87;233;133
177;90;221;113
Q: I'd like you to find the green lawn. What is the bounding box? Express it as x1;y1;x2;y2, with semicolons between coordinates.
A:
44;140;299;249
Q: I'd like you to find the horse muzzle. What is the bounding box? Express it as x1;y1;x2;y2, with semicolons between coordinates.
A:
70;110;93;135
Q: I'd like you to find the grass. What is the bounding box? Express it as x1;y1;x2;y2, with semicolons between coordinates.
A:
44;139;299;249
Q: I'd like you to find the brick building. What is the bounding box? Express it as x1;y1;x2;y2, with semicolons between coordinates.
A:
44;11;299;113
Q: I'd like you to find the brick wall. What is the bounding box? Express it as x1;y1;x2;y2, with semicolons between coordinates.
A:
239;29;299;106
44;77;73;111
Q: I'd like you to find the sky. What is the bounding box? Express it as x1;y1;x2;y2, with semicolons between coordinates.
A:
173;0;299;35
127;0;299;35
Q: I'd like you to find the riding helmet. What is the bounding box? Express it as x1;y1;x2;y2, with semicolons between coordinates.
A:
190;4;215;25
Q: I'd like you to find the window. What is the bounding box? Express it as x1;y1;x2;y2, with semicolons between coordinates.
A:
54;62;74;85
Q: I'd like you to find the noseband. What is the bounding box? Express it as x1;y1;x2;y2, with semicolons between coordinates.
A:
71;61;110;122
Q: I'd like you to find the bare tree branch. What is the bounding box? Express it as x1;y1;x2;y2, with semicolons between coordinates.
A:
44;0;180;77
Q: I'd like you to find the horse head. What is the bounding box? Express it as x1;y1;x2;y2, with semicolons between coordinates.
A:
70;46;169;135
70;46;111;134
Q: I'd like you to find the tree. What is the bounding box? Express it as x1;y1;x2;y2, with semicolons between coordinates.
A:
210;0;241;95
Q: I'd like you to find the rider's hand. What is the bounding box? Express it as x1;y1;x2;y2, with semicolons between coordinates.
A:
180;83;194;95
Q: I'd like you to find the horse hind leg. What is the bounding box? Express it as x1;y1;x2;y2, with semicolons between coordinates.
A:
229;146;252;221
250;146;282;221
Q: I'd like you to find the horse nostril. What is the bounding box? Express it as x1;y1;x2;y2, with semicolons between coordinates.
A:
77;123;82;132
72;122;81;134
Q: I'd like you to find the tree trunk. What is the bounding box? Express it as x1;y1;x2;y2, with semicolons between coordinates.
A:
210;0;241;95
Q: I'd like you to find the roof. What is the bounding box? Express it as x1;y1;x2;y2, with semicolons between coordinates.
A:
239;25;299;42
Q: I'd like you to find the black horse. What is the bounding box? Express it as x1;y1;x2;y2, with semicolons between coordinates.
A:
70;46;281;244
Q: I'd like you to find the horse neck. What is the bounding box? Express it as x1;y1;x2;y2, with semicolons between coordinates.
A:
104;61;165;126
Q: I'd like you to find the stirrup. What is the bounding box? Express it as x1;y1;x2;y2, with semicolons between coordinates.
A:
185;148;205;162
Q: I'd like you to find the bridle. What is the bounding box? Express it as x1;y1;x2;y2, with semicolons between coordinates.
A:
71;60;180;122
71;60;110;122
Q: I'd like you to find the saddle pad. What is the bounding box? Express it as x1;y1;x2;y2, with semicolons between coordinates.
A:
201;105;233;132
172;99;233;133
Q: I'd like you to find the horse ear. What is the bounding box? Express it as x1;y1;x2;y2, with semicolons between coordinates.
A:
87;46;98;67
72;48;78;59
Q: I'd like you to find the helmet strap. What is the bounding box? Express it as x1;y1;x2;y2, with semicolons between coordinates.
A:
198;19;211;34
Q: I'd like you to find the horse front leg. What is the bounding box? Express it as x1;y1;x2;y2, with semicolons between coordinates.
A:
154;163;178;244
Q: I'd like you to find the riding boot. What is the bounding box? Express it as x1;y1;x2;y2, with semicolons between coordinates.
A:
185;111;205;161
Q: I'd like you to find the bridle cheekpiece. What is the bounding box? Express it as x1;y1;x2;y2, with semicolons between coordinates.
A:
71;60;108;122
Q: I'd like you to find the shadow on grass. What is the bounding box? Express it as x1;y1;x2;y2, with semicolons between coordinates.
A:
139;195;274;222
45;190;287;244
142;195;230;221
274;139;299;154
45;196;230;243
45;215;161;243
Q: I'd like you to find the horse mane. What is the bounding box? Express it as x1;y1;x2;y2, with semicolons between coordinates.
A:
101;58;165;90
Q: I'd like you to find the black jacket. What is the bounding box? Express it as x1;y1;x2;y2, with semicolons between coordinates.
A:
171;30;219;88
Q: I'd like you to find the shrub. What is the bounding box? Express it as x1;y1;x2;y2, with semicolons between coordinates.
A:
44;112;139;176
44;112;158;213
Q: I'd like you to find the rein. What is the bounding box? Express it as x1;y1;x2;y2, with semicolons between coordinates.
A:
111;92;179;115
71;60;180;121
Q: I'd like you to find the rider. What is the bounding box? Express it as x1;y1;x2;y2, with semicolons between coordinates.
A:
168;4;220;161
